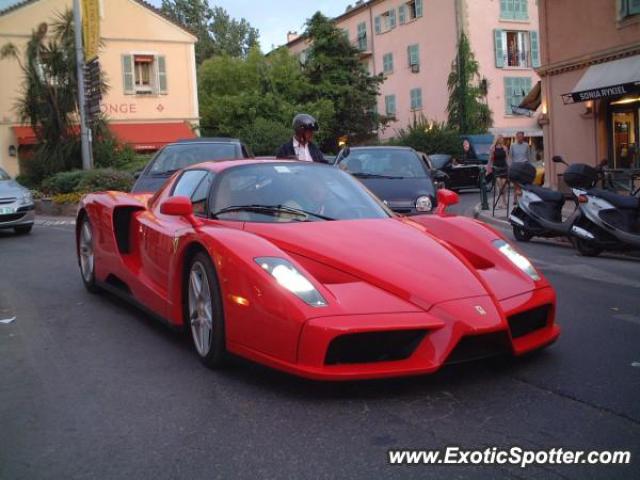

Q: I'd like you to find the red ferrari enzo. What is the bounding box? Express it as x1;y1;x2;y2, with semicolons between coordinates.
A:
76;159;559;380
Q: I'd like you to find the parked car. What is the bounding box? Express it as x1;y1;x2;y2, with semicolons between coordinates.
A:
335;146;437;214
76;159;559;380
0;167;34;234
131;137;253;193
426;153;490;192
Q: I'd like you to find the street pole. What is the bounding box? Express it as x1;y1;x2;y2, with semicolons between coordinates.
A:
73;0;93;170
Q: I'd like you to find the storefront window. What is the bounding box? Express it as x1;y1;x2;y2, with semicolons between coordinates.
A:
610;96;640;169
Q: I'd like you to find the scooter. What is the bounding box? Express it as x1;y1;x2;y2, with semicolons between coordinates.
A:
508;157;588;244
562;162;640;256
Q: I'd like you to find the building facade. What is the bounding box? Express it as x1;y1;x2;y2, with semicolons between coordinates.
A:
537;0;640;188
0;0;199;177
285;0;542;141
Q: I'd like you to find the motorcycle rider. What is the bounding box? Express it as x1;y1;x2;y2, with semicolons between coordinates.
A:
276;113;326;163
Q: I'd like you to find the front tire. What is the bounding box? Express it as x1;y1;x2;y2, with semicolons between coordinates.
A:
572;237;603;257
78;216;100;293
513;225;533;242
186;252;226;368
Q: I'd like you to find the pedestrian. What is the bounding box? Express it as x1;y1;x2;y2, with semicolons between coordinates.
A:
276;113;326;163
460;138;477;164
488;135;509;208
509;131;531;197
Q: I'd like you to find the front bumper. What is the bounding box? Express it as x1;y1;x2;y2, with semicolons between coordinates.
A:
238;287;559;381
0;205;35;229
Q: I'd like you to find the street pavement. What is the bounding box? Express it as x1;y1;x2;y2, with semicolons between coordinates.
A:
1;193;638;480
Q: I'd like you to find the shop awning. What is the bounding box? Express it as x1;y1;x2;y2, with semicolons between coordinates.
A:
12;122;196;151
518;81;541;111
562;55;640;104
489;127;544;138
109;122;196;151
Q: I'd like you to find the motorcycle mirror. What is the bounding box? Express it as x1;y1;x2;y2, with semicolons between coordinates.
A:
342;147;351;158
552;156;567;165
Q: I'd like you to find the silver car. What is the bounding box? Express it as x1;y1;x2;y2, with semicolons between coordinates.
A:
0;167;35;234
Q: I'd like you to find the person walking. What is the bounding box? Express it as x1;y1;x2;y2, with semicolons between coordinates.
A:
276;113;326;163
488;135;509;208
509;131;531;198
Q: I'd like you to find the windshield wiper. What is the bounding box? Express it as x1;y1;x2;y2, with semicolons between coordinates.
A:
351;172;404;179
212;204;335;221
150;168;181;177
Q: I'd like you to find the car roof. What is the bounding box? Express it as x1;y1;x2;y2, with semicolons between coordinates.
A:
184;157;322;173
347;146;414;150
174;137;241;144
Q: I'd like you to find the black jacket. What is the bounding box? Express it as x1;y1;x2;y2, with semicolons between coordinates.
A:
275;139;326;163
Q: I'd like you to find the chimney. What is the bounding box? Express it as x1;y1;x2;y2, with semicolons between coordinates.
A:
287;31;300;43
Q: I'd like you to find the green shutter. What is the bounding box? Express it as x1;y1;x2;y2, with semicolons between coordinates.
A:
385;95;396;116
530;31;540;68
399;5;407;24
157;55;167;94
500;0;511;19
408;44;419;66
383;53;393;73
494;29;504;68
504;77;514;114
122;54;133;94
410;88;422;110
389;9;397;29
374;15;381;34
630;0;640;14
516;0;528;19
416;0;423;17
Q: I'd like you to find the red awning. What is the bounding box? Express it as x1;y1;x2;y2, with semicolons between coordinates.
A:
109;122;196;151
12;122;196;151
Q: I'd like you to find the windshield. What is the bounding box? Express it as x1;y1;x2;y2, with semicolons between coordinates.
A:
428;155;451;169
149;143;238;174
0;168;10;181
339;148;428;178
212;163;391;223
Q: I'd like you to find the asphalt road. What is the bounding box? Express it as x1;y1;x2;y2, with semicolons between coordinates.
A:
1;195;638;480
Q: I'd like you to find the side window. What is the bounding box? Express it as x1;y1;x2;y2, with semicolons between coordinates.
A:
191;173;214;216
172;170;208;198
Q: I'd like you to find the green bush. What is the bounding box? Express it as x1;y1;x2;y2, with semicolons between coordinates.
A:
389;118;463;157
75;169;134;193
238;117;291;156
41;170;86;194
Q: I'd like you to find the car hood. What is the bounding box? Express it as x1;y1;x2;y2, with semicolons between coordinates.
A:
245;218;488;311
355;177;435;203
0;180;27;197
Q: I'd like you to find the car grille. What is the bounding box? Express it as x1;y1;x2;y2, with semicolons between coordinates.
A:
508;304;550;339
0;212;25;223
0;197;17;205
325;329;428;365
445;332;511;365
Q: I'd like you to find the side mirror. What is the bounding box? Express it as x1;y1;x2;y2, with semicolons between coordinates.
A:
342;147;351;158
435;188;459;216
552;155;566;165
160;196;194;217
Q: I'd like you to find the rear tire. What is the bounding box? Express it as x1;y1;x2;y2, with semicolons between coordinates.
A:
512;225;533;242
185;252;226;369
78;216;100;293
14;225;32;234
572;237;603;257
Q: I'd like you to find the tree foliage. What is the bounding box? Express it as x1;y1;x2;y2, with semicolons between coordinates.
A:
160;0;259;64
446;32;492;134
389;116;462;157
197;12;384;154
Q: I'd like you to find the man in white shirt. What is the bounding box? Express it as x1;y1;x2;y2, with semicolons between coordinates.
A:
276;113;327;163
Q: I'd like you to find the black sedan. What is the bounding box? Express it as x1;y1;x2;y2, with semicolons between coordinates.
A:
132;137;252;193
426;154;491;192
335;146;436;214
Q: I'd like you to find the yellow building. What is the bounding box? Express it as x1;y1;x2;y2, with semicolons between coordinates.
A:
0;0;199;176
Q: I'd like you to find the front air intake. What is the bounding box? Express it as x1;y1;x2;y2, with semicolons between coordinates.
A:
508;304;550;338
324;330;427;365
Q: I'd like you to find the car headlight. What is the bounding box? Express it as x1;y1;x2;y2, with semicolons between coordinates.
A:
255;257;327;307
20;191;33;205
493;240;540;281
415;195;433;212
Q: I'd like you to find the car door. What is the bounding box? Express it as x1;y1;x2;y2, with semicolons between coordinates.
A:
138;170;212;315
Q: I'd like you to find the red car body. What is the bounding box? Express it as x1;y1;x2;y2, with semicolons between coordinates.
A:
76;159;559;380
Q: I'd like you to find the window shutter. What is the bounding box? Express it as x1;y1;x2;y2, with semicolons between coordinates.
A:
408;44;419;66
500;0;510;19
374;15;381;34
630;0;640;14
504;77;514;114
389;9;397;29
494;29;504;68
122;54;133;94
157;55;167;94
385;95;396;116
517;0;528;19
530;31;540;68
416;0;423;17
399;5;407;24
